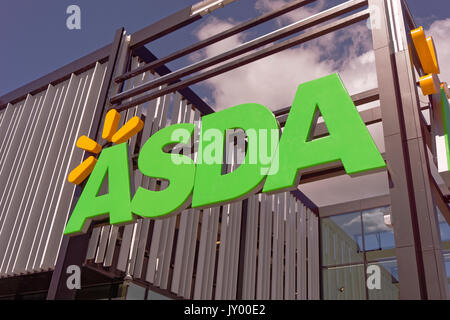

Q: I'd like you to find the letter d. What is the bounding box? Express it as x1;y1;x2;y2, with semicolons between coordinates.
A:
192;103;279;208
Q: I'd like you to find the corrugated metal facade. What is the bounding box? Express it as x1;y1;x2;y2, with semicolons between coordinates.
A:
0;62;108;277
0;48;320;299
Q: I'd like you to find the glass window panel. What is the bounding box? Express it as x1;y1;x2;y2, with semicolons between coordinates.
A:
321;212;364;266
367;259;400;300
126;283;146;300
146;290;172;300
322;264;366;300
362;206;395;252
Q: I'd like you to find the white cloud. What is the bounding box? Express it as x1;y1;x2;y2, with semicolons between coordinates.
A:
427;18;450;85
187;9;450;207
191;6;377;111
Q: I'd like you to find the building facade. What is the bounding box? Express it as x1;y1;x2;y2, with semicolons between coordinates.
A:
0;0;449;300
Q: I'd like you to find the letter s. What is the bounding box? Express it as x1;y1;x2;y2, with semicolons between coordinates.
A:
131;123;195;218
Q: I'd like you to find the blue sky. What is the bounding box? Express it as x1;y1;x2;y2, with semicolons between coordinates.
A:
0;0;449;97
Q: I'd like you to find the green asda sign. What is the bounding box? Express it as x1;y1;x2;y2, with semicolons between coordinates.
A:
64;74;385;235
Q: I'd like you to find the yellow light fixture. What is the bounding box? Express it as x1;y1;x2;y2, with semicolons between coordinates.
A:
68;109;144;185
68;156;97;185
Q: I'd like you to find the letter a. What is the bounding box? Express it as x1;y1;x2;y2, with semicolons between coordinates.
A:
263;73;385;193
64;143;133;235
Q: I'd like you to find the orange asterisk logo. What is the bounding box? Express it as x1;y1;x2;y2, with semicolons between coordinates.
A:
68;109;144;185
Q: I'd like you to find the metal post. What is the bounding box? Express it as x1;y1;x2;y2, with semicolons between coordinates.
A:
369;0;448;299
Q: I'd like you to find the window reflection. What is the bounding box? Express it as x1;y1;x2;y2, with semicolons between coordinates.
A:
147;290;173;300
321;206;398;300
321;212;364;267
362;206;395;253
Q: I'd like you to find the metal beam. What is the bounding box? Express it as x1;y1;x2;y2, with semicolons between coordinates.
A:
392;0;448;299
113;9;371;111
370;0;426;299
319;194;391;218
